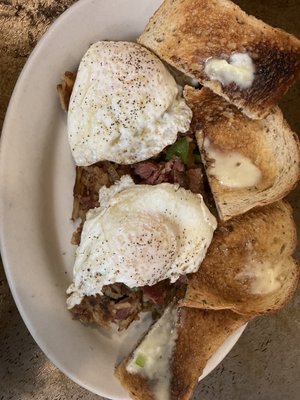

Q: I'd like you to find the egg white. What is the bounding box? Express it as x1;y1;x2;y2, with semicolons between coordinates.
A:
68;41;192;166
67;176;217;308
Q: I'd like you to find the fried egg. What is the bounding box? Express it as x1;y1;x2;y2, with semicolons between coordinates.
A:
68;41;192;166
67;176;217;309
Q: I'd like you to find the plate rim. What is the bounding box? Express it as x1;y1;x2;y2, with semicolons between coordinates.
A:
0;1;124;398
0;0;247;397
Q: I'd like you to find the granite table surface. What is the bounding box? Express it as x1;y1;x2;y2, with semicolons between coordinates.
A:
0;0;300;399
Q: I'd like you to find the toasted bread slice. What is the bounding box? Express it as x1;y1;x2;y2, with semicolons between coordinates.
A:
115;305;248;400
181;201;299;316
138;0;300;119
183;86;300;221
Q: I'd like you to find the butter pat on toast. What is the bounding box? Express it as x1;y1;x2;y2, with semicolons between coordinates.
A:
138;0;300;119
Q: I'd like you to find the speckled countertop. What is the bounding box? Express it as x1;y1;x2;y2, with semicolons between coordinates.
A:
0;1;300;399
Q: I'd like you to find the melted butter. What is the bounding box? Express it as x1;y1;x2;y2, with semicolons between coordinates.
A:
204;53;255;89
237;260;285;295
204;138;261;188
126;306;178;400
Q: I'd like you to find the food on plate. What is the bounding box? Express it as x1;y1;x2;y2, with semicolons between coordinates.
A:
57;71;76;112
67;175;216;310
70;162;131;241
115;304;249;400
65;139;209;330
184;86;300;221
56;0;300;398
67;41;192;166
181;201;299;315
138;0;300;119
70;156;207;229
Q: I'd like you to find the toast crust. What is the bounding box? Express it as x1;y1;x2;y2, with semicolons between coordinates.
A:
138;0;300;119
115;361;154;400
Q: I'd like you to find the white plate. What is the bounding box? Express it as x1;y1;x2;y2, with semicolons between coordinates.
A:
0;0;246;398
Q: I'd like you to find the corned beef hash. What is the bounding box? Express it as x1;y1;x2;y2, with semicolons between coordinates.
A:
58;40;217;331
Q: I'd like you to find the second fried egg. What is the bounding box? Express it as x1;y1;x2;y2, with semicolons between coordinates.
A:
66;176;217;308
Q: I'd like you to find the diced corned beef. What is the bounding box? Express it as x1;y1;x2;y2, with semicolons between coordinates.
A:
172;169;187;188
133;161;162;182
57;71;76;112
165;156;185;173
110;296;143;330
115;307;133;320
113;299;138;320
142;279;173;305
176;274;189;285
142;285;165;305
102;283;133;299
72;158;204;226
186;168;203;193
80;195;99;211
71;294;112;328
83;165;109;188
72;162;131;222
132;156;187;187
102;161;121;183
71;221;83;246
70;278;187;331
